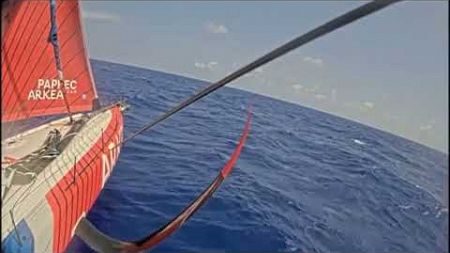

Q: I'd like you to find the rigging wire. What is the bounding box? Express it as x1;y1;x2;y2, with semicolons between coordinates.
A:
48;0;73;123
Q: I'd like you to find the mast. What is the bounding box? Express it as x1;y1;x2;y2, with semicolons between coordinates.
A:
48;0;73;123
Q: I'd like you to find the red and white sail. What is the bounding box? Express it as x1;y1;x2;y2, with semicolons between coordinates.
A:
1;0;98;122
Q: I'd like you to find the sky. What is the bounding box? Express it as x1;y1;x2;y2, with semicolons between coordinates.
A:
80;1;448;153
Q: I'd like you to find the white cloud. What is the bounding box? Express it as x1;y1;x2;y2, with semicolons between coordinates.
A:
303;56;324;67
363;101;375;109
194;62;206;68
315;94;327;100
419;120;435;131
208;61;218;67
194;61;218;71
304;85;319;93
205;22;229;34
292;84;303;91
419;124;433;131
82;11;121;23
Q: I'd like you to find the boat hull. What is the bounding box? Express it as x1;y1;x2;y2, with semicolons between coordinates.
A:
2;105;124;253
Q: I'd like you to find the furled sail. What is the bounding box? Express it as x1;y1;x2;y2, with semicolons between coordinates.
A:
1;0;98;122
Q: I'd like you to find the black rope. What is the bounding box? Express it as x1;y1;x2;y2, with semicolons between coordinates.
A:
122;0;402;144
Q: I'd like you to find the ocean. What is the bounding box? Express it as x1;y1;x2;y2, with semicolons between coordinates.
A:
66;59;448;253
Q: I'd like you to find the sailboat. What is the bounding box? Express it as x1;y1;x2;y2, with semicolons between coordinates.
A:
1;0;251;252
1;0;400;252
1;0;126;252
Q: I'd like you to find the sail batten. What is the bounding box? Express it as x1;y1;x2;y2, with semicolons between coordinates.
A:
2;0;98;123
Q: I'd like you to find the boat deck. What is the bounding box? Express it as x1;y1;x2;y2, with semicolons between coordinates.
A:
1;115;83;167
1;107;120;252
1;114;87;200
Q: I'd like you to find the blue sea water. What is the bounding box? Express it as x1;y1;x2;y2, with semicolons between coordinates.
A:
66;59;448;253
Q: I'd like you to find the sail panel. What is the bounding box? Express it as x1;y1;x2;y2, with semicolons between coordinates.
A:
1;0;98;122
